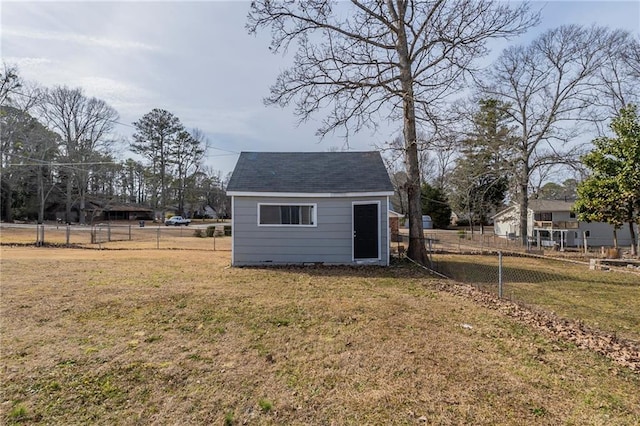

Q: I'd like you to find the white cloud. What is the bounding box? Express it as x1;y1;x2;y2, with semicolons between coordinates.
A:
2;56;53;69
76;76;155;114
3;27;160;52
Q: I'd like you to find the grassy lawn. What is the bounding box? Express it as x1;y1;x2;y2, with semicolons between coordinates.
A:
433;254;640;342
1;246;639;425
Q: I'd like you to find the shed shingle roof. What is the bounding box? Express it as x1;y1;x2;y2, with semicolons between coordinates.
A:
226;151;394;194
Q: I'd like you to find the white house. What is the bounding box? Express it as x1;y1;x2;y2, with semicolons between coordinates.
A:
493;199;638;249
226;151;394;266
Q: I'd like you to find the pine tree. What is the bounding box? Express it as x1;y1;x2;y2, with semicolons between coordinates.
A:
450;99;513;228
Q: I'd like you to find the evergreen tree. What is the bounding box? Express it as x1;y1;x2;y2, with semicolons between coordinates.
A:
421;183;452;229
132;109;184;216
575;105;640;255
450;99;513;227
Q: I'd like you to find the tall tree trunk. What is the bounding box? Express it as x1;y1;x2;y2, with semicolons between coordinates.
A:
519;179;529;247
3;184;14;222
629;221;637;256
394;1;428;265
518;164;530;247
613;228;618;249
405;142;428;264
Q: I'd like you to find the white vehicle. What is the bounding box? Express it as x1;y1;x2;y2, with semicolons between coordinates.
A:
164;216;191;226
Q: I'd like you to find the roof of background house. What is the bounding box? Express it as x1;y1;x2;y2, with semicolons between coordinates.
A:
226;151;394;194
528;199;575;212
493;199;576;219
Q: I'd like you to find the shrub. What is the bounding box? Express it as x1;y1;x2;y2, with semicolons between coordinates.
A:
193;229;205;238
206;226;216;237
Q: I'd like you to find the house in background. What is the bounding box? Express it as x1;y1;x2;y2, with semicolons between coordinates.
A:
53;200;153;223
493;199;637;249
226;151;394;266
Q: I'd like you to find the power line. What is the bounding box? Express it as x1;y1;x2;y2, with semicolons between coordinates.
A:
6;152;118;168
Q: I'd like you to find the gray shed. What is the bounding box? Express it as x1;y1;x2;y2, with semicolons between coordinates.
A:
226;151;394;266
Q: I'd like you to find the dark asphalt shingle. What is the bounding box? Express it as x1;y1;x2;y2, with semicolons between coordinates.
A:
226;151;394;193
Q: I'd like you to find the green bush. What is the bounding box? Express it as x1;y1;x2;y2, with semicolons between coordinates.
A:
206;226;216;237
193;229;204;238
224;225;232;236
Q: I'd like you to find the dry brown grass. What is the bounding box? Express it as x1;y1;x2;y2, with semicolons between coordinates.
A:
433;254;640;342
1;245;639;425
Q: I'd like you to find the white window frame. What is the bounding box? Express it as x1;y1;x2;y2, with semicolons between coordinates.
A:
257;203;318;227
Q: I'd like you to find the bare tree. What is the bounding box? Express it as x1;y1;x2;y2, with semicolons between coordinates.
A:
380;140;409;214
422;132;458;191
481;25;628;245
248;0;538;264
0;63;22;107
40;86;118;224
0;77;53;222
0;64;24;221
593;32;640;128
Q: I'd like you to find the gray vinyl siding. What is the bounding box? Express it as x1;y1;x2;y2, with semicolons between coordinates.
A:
232;196;388;266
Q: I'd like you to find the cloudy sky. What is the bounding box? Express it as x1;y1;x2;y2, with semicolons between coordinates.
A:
2;1;639;174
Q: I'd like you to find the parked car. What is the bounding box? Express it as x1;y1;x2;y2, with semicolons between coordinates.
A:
164;216;191;226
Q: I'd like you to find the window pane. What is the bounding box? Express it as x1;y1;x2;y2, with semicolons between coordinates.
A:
301;206;313;224
259;204;315;225
260;205;280;224
284;206;299;224
535;212;552;221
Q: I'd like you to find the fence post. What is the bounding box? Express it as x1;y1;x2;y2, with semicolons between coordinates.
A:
498;251;503;299
36;225;44;246
156;227;160;249
129;224;132;241
583;231;588;254
66;224;70;247
108;223;112;242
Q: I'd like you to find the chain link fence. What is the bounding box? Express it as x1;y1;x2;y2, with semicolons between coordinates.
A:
392;230;640;342
422;228;638;258
0;222;232;251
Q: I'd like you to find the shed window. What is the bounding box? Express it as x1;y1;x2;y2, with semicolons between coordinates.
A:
259;204;316;226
